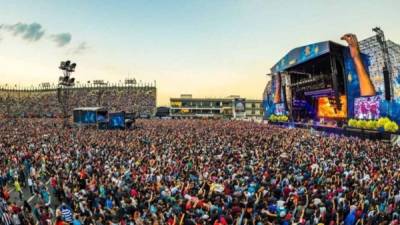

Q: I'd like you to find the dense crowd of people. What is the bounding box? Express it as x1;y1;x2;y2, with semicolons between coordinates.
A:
0;85;156;118
1;119;400;225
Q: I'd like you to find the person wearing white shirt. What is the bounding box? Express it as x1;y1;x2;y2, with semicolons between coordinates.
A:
27;177;34;195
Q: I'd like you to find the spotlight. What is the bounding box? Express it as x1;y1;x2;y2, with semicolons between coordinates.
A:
59;61;66;70
372;27;381;33
63;76;70;83
65;60;71;68
68;63;77;72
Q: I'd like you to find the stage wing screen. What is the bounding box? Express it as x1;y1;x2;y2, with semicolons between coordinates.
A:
81;111;97;123
354;96;380;120
275;103;285;115
317;96;347;118
108;112;125;129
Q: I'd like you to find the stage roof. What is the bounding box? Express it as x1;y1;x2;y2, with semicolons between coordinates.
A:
73;107;107;111
271;41;345;73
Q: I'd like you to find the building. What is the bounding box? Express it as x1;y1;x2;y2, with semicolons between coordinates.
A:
170;94;263;119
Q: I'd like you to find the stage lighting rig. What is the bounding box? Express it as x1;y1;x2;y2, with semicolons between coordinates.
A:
58;61;76;87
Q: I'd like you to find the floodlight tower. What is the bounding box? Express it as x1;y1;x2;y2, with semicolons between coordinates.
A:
57;60;76;127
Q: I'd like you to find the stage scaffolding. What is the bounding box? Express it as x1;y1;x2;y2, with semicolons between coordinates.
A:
359;36;400;97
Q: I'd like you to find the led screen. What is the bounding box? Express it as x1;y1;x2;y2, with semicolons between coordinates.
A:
108;112;125;129
81;111;96;123
234;98;246;113
275;103;285;115
354;96;380;120
97;113;107;122
317;96;347;118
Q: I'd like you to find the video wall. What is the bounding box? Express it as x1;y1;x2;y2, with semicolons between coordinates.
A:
234;98;246;113
354;96;381;120
317;96;347;118
274;103;286;115
263;77;285;119
108;112;125;129
73;110;97;123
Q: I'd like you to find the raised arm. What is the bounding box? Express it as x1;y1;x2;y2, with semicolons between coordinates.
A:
341;34;376;96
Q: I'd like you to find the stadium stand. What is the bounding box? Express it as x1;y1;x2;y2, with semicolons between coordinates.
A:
0;82;156;118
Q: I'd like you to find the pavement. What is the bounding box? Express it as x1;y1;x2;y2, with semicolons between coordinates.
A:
7;178;60;210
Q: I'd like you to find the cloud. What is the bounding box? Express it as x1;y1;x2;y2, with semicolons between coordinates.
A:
0;22;82;49
51;33;72;47
70;42;89;54
0;22;45;41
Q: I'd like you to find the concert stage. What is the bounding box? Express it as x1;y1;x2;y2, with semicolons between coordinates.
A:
265;41;349;124
263;30;400;138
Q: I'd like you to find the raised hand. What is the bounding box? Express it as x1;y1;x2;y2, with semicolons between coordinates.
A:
341;34;360;59
341;33;376;96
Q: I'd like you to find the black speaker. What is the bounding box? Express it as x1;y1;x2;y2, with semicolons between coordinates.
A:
98;121;108;130
125;119;133;129
383;67;391;100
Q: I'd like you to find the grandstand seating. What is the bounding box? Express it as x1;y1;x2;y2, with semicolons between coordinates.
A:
0;84;156;117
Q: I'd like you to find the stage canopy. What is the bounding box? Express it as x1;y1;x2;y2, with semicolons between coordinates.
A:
73;107;107;111
271;41;345;73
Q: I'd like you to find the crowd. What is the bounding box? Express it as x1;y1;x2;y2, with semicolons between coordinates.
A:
0;119;400;225
0;85;156;118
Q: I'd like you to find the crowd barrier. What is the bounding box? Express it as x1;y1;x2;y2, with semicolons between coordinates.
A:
270;121;394;140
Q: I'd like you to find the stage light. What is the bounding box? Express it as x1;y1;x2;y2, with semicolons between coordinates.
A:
65;60;71;68
59;61;66;70
63;76;69;83
372;27;381;33
68;63;77;72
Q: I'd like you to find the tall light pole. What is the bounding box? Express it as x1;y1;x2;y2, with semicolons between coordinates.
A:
58;60;76;127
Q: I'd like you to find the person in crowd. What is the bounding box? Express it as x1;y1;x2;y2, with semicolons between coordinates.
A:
14;180;23;201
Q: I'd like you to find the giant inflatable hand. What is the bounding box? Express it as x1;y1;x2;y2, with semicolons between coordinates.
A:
341;34;376;96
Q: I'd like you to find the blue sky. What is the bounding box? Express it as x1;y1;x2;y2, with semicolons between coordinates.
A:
0;0;399;105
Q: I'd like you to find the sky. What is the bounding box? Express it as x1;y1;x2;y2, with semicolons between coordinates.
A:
0;0;399;105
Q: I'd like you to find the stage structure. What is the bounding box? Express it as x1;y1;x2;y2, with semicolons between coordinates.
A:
264;29;400;126
73;107;108;124
73;107;128;129
58;60;77;126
